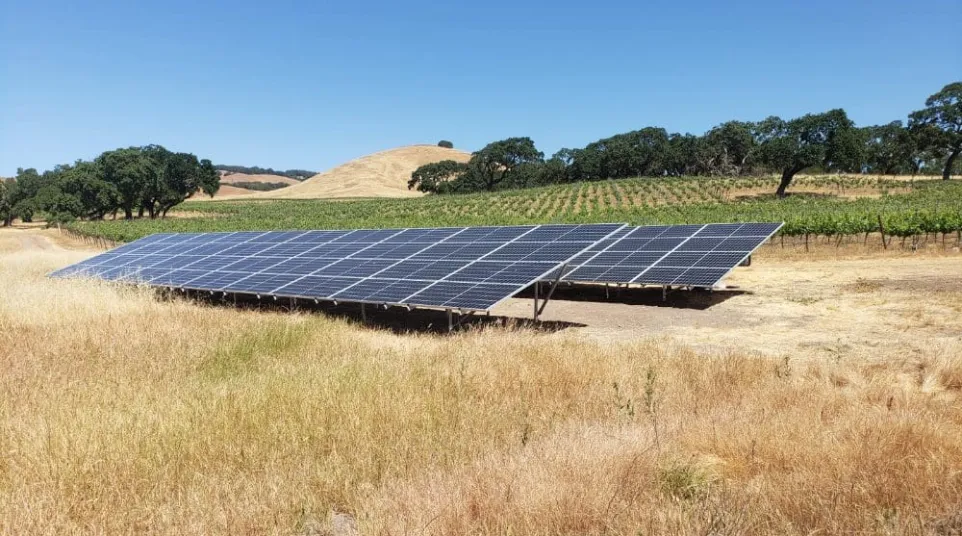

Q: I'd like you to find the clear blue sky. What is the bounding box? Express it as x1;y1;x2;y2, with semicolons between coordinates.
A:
2;0;959;177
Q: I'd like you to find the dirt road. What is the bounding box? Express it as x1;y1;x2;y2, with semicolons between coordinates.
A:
0;227;94;253
15;232;59;251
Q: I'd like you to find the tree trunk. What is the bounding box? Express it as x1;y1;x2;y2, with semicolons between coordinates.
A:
775;168;797;198
943;148;960;180
124;207;133;220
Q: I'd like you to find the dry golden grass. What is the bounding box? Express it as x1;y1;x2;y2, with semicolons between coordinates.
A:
232;146;472;201
755;232;962;262
2;233;962;535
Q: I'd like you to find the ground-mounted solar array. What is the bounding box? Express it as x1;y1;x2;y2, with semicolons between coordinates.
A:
50;224;626;311
562;222;783;287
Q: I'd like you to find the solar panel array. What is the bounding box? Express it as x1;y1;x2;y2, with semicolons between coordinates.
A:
51;224;626;311
562;222;782;287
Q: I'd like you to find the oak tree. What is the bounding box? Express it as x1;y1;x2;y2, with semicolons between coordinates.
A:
96;148;153;219
909;82;962;180
863;121;919;175
755;109;859;197
466;137;544;191
408;160;468;193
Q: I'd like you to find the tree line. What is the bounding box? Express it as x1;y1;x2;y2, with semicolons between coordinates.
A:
229;181;291;192
410;82;962;197
215;165;315;180
1;145;220;226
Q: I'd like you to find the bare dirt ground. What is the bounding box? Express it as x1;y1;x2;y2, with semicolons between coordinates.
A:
7;227;960;363
496;254;962;360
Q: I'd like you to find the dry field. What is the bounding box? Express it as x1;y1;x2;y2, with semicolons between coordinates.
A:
2;228;962;535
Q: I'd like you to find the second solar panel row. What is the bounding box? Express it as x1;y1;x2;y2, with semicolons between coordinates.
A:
563;222;782;286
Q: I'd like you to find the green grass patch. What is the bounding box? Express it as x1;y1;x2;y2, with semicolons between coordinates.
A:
658;460;719;500
198;320;312;381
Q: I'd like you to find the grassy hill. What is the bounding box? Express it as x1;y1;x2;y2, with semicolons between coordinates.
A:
237;145;472;200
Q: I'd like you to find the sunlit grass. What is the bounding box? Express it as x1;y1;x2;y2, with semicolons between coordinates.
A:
2;233;962;534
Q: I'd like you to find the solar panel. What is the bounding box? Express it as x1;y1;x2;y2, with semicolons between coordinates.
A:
51;224;626;311
562;222;782;288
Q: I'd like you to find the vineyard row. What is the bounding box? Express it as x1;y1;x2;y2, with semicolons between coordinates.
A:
65;177;962;244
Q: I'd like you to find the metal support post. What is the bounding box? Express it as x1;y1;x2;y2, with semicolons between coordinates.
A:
533;282;540;321
361;303;367;323
534;264;567;320
447;309;453;332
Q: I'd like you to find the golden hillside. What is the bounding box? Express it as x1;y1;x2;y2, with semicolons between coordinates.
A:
240;145;471;200
218;171;300;186
188;172;302;200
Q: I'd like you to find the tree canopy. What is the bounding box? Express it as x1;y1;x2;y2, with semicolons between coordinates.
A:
909;82;962;180
407;160;468;193
754;109;861;197
468;137;544;191
0;178;16;227
407;81;958;198
702;121;758;176
411;138;544;194
214;165;315;180
437;140;454;149
2;145;220;226
862;121;921;175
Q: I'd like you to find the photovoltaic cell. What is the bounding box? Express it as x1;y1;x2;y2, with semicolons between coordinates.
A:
563;222;783;287
50;223;627;311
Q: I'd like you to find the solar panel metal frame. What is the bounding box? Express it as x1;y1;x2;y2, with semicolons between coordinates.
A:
560;222;783;288
51;224;628;312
